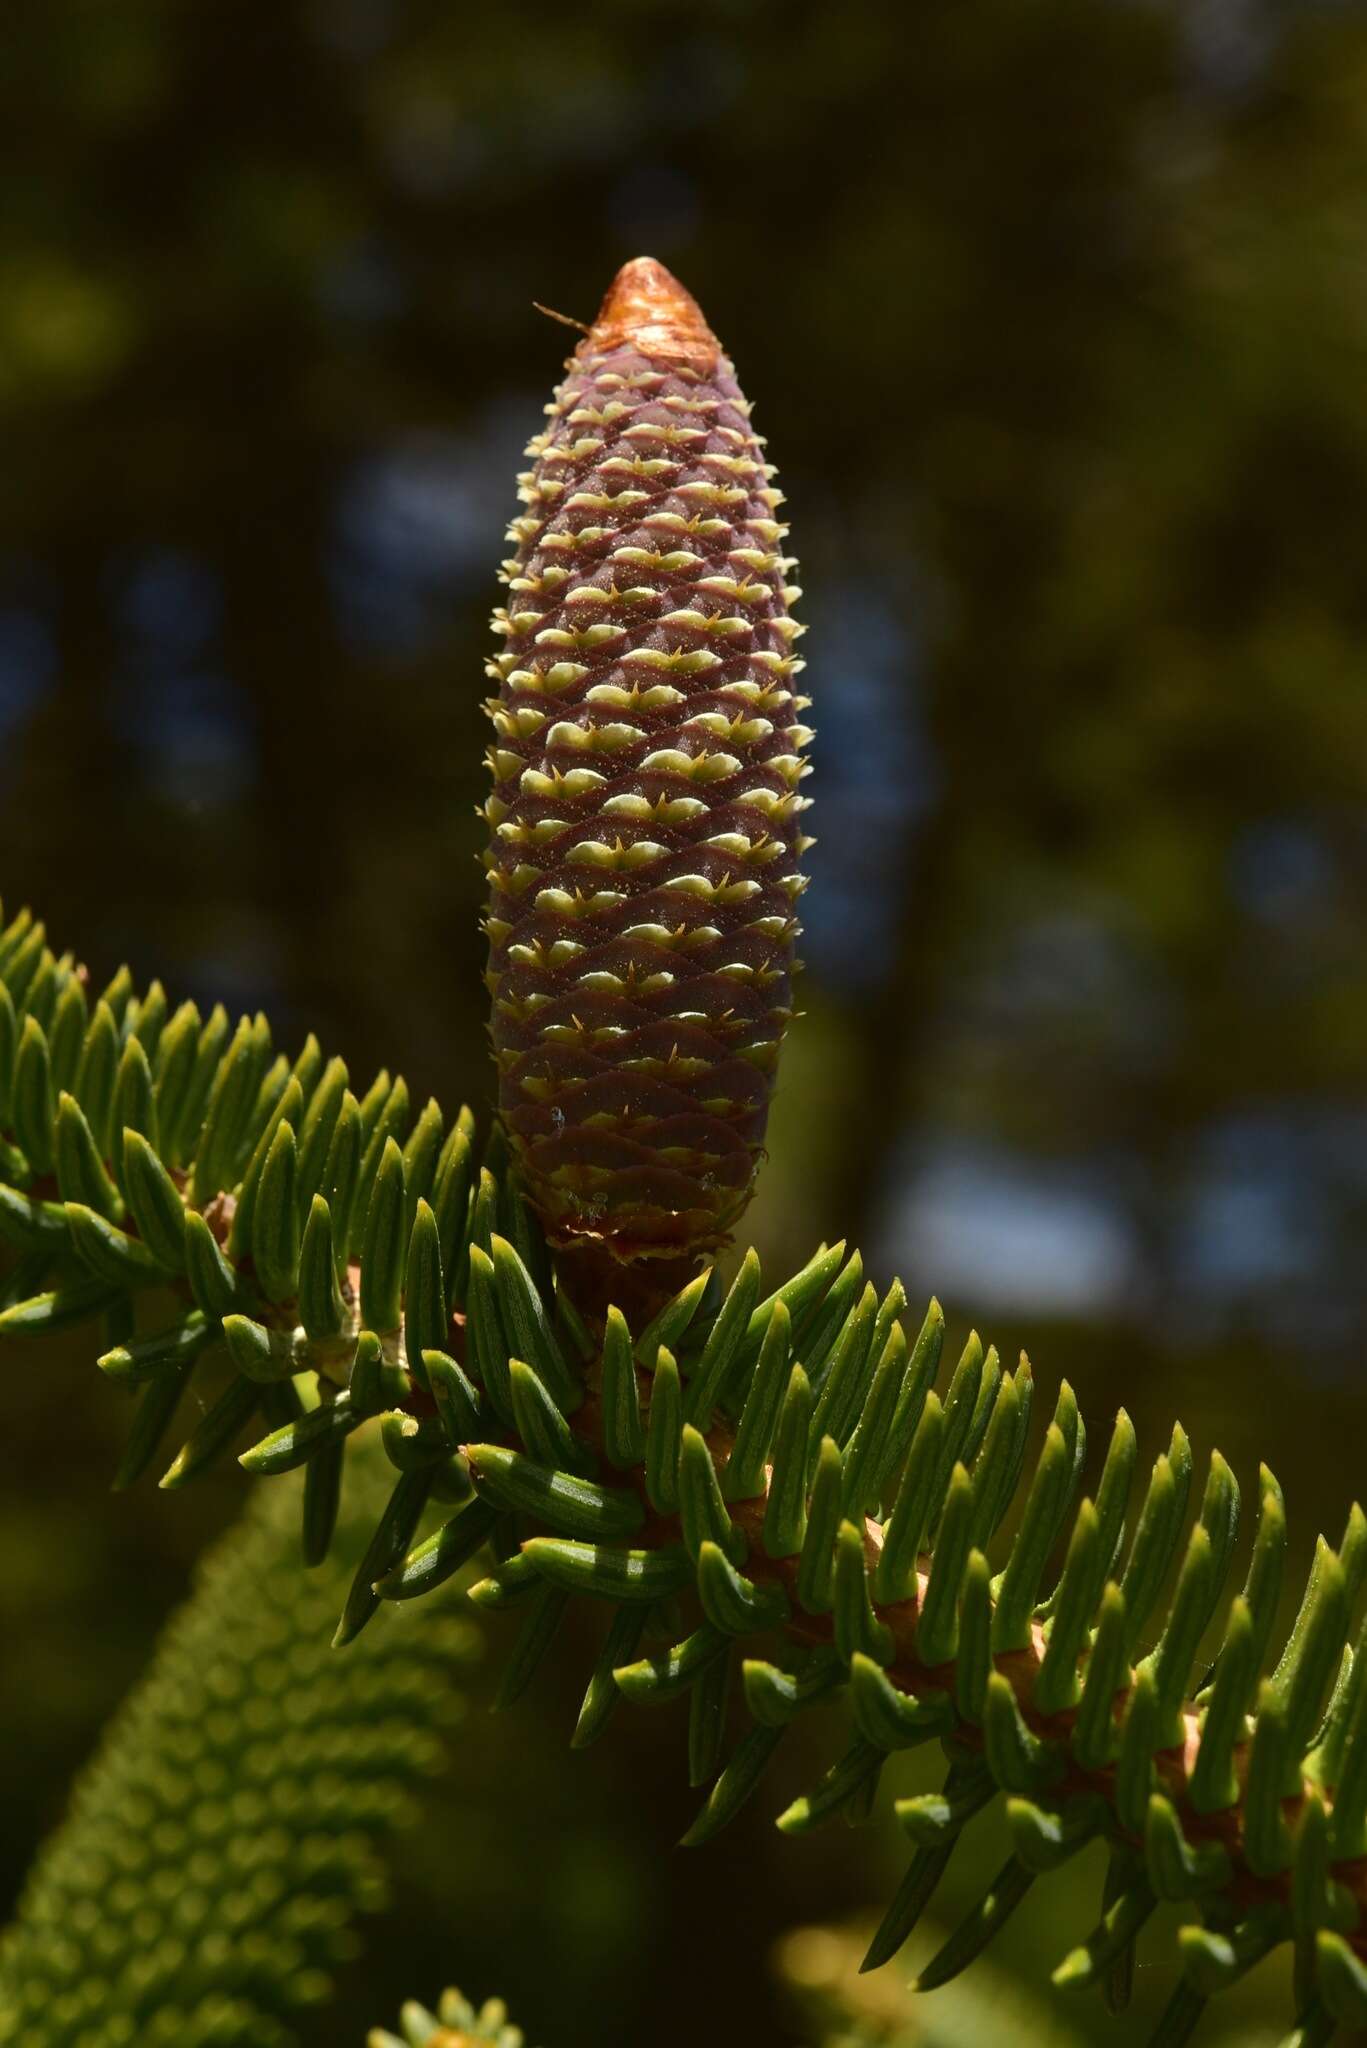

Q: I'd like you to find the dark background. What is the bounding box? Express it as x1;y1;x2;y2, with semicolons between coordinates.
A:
2;2;1365;2043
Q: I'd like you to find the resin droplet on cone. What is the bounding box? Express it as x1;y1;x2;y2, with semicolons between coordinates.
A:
483;257;810;1300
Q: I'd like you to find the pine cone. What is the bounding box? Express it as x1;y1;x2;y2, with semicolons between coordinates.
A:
483;258;810;1291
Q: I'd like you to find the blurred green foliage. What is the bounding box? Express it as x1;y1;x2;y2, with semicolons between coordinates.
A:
1;2;1365;2044
0;1446;476;2046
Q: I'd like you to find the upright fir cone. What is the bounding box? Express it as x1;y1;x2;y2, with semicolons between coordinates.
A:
483;258;811;1306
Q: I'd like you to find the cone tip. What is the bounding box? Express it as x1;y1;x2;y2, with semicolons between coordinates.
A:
588;256;719;366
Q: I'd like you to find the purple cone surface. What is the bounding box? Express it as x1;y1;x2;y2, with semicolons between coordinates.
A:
483;258;810;1284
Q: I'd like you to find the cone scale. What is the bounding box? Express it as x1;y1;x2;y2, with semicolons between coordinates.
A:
483;259;810;1309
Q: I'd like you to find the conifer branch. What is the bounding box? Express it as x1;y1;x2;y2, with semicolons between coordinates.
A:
1;906;1365;2045
0;1442;476;2047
